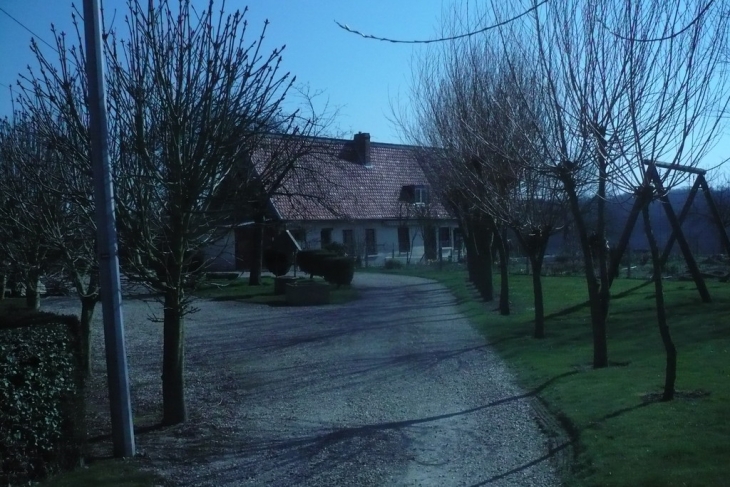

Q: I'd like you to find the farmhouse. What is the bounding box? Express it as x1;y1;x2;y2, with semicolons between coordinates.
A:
204;133;461;271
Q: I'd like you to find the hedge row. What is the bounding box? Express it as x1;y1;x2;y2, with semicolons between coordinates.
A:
296;250;355;287
0;313;85;485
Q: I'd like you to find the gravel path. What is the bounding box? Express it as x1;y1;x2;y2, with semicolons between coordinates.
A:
44;273;563;486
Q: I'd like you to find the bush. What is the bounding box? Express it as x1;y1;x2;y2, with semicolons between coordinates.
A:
0;314;85;485
322;242;348;256
296;250;337;278
384;259;403;270
296;250;354;286
264;248;294;276
322;256;355;287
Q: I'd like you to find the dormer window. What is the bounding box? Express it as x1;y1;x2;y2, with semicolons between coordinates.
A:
414;185;429;205
399;184;430;205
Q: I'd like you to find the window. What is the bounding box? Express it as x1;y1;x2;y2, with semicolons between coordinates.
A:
398;226;410;253
415;186;430;205
342;229;354;254
320;228;333;246
439;227;451;248
453;228;463;250
399;184;430;205
365;228;377;255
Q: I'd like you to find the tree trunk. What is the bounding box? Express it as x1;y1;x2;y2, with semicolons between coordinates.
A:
494;230;510;315
473;223;494;301
162;289;187;425
530;254;546;339
515;230;547;338
464;228;477;284
642;205;677;401
80;296;97;376
562;172;608;368
249;214;264;286
594;127;610;367
25;270;41;310
0;274;5;301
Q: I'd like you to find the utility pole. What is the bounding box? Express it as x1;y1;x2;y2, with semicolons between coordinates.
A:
83;0;136;457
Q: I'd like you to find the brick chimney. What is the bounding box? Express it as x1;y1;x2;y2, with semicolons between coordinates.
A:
353;132;371;166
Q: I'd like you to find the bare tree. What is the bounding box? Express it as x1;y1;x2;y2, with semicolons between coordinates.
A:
399;19;553;316
102;0;313;424
244;100;335;285
11;15;116;375
488;0;730;375
0;116;62;311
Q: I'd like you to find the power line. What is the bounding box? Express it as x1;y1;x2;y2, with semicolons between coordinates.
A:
334;1;547;44
0;6;59;53
599;0;715;43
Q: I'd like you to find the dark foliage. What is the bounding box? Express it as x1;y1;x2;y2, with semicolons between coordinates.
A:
297;250;335;277
264;248;294;276
322;256;356;287
297;250;354;286
322;242;348;256
0;313;85;485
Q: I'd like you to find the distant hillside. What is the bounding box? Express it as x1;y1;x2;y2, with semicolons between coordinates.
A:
543;186;730;257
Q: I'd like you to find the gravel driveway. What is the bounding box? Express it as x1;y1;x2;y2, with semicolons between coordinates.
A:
44;273;563;486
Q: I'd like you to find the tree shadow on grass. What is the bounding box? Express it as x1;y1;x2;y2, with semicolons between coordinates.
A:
612;280;652;299
543;280;653;322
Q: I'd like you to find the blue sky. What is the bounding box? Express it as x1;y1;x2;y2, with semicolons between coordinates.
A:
1;1;728;178
0;0;450;144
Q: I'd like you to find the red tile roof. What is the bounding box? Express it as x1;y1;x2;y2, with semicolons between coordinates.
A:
252;135;453;222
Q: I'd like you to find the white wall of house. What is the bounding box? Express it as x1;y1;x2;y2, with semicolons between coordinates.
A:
203;220;463;272
203;230;236;272
289;219;462;266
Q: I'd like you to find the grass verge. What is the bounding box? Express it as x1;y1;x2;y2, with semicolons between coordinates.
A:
193;275;358;305
39;459;167;486
376;264;730;487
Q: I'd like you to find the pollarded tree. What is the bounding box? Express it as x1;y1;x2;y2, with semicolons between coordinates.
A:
243;97;336;286
0;116;64;311
490;0;730;374
13;17;115;375
400;23;559;317
104;0;315;424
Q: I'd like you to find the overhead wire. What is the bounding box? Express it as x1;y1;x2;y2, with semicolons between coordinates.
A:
0;6;59;53
334;0;547;44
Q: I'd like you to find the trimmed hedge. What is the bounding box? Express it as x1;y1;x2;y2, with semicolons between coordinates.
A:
322;256;355;287
296;250;333;278
0;313;85;485
264;248;294;276
296;250;354;287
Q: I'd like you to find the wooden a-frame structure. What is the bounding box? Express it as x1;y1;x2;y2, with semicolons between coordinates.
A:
608;160;730;303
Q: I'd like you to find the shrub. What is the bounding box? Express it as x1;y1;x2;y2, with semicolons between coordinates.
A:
384;259;403;270
322;256;355;287
0;314;85;485
264;248;293;276
297;250;337;278
322;242;348;256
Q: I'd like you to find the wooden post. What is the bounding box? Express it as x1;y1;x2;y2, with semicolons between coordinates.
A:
648;164;711;303
699;175;730;257
659;176;701;267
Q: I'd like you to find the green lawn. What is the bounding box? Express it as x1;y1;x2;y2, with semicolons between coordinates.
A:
39;459;167;487
374;264;730;487
194;275;358;305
